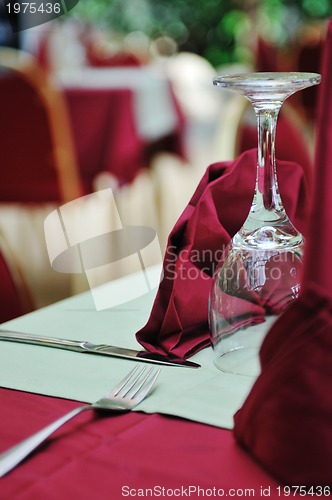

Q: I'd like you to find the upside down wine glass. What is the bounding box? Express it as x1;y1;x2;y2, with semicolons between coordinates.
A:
209;72;321;376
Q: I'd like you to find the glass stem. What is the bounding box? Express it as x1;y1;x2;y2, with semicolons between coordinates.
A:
234;101;302;248
254;106;283;215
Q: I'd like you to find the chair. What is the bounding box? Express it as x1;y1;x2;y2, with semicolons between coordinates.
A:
212;93;249;162
0;231;34;323
0;47;83;202
165;51;225;167
0;48;83;308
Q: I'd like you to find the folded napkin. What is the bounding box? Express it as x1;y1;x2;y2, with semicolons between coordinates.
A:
233;20;332;486
136;148;309;358
234;284;332;485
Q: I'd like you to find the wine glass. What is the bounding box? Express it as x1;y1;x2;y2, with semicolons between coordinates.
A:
209;72;321;377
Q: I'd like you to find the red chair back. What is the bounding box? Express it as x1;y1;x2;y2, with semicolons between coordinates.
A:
0;48;83;203
0;233;34;323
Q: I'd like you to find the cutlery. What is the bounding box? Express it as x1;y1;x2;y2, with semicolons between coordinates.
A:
0;364;160;477
0;330;200;368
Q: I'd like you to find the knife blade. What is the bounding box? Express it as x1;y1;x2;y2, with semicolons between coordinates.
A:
0;330;200;368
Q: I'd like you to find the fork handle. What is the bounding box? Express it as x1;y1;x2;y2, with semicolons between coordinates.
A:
0;404;92;477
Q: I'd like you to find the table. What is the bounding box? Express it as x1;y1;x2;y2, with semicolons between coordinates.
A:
0;268;314;499
57;67;185;191
1;390;281;499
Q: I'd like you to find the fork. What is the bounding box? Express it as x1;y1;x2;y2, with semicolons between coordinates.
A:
0;364;161;477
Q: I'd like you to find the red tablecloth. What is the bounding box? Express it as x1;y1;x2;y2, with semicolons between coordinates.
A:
0;387;319;499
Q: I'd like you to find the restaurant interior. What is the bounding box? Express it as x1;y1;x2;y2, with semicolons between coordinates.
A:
1;0;332;496
0;0;326;316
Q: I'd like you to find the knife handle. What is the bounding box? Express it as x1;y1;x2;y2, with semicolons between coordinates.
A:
0;331;87;352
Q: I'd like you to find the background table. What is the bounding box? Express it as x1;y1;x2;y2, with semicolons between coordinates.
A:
58;67;186;191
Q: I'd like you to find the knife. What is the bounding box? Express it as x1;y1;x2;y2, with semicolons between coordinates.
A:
0;330;200;368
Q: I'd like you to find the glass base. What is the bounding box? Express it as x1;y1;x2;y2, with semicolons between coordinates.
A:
213;347;260;377
211;317;278;377
213;72;321;103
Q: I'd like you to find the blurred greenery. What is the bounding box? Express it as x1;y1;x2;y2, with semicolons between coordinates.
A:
71;0;332;67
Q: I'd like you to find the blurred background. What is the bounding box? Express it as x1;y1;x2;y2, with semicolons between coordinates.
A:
63;0;330;67
0;0;331;321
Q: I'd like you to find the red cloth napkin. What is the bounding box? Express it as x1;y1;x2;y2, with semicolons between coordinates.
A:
136;148;309;358
233;20;332;486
